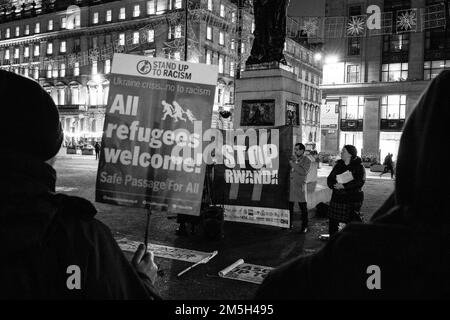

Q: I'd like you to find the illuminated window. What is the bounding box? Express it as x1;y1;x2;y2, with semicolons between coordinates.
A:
58;88;65;105
174;25;182;38
133;32;139;44
119;8;126;20
47;65;52;78
219;56;224;73
15;26;20;37
133;5;140;17
47;42;53;55
147;0;155;14
24;46;29;58
208;0;213;11
147;29;155;42
219;32;224;45
230;62;235;77
381;63;408;82
60;41;66;53
241;43;245;53
60;64;66;78
92;60;98;75
34;66;39;79
231;39;235;50
220;4;225;17
93;12;99;24
61;17;66;29
346;65;360;83
106;10;112;22
206;26;212;40
53;65;58;78
25;25;30;35
74;62;80;76
75;14;81;28
24;67;29;77
48;20;53;31
206;50;212;64
119;33;125;46
105;59;111;74
381;95;406;120
35;22;40;34
231;11;236;23
5;28;10;38
174;0;182;9
34;45;40;56
157;0;167;14
424;60;450;80
174;51;181;61
14;48;19;59
340;96;364;120
4;49;10;60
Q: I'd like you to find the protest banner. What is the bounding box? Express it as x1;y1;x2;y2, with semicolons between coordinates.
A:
219;259;274;284
116;238;213;264
212;126;293;228
96;53;218;215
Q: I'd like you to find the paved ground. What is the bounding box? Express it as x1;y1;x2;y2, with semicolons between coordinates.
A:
54;148;395;300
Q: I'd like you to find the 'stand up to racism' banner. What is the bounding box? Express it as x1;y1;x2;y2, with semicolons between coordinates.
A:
212;126;293;228
95;53;218;215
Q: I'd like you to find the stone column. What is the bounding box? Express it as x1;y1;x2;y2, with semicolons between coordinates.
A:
363;96;380;157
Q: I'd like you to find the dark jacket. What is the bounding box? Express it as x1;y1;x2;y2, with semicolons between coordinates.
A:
0;153;161;300
327;157;365;203
255;70;450;300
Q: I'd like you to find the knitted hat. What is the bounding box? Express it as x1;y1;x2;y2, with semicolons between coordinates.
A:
1;70;63;161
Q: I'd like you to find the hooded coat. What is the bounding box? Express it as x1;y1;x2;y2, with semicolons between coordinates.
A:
0;153;161;300
255;70;450;299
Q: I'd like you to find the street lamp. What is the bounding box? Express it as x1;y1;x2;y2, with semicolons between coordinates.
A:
314;53;322;61
324;55;339;64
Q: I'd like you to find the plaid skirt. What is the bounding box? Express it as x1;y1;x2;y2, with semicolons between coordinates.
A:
328;201;363;223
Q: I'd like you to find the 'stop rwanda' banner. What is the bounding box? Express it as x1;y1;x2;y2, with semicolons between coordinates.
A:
95;53;218;215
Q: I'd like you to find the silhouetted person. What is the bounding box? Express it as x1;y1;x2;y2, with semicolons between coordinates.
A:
255;70;450;299
94;141;100;160
380;153;395;179
0;71;161;299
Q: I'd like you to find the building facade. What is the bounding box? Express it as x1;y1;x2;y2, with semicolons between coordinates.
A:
0;0;321;148
321;0;445;161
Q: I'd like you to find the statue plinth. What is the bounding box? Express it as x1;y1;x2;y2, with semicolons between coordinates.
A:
245;61;293;73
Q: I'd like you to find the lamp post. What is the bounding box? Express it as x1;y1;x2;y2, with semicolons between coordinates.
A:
184;0;189;61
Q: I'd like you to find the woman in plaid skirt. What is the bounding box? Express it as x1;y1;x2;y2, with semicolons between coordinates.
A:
327;145;366;235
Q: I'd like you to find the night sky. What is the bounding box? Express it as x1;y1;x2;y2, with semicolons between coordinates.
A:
289;0;326;17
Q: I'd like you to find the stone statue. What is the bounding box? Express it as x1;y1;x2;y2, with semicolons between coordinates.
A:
246;0;290;66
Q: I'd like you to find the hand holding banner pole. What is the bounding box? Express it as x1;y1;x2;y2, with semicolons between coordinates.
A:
177;250;218;278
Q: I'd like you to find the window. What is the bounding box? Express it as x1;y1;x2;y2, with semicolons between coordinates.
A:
147;0;155;14
174;0;182;9
92;60;98;75
384;33;409;53
35;23;40;34
106;10;112;22
23;67;29;77
4;49;9;60
48;20;53;31
346;65;360;83
340;96;364;120
208;0;213;11
93;12;99;24
231;11;236;23
381;95;406;120
60;41;66;53
241;43;245;53
157;0;167;14
14;48;19;59
424;60;450;80
74;62;80;76
381;63;408;82
105;59;111;74
119;33;125;46
348;37;360;56
219;31;225;45
24;46;29;58
15;26;20;37
75;14;81;28
53;65;58;78
219;56;224;73
47;42;53;55
174;51;181;61
174;25;182;38
230;61;235;77
60;63;66;78
25;25;29;35
231;39;235;50
5;28;10;38
147;29;155;42
133;5;140;17
61;17;67;29
58;88;65;105
206;26;212;40
220;4;225;17
34;66;39;79
47;65;52;78
34;45;40;56
206;50;212;64
133;32;139;44
119;8;126;20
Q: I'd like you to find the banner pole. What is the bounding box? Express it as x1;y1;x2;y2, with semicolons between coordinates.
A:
144;207;152;252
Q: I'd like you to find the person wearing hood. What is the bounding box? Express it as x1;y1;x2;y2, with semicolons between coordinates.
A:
255;70;450;300
327;145;366;235
0;71;161;300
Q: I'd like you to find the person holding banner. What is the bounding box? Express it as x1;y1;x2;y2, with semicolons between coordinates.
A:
289;143;311;232
0;71;161;300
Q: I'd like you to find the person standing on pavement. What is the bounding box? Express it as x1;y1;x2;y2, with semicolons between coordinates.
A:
326;145;366;236
288;143;311;233
380;153;395;179
94;141;101;160
256;70;450;300
0;71;161;300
